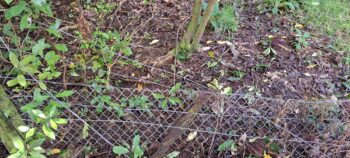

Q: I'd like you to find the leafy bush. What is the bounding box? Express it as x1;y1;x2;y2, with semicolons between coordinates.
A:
257;0;302;14
203;2;238;34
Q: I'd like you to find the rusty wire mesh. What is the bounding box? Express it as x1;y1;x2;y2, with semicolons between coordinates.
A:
3;81;350;158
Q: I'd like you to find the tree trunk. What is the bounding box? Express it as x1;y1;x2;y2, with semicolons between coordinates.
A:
191;0;218;49
0;86;25;154
152;0;217;66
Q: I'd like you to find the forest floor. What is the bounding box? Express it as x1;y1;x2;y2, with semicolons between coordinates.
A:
1;0;350;157
55;0;349;100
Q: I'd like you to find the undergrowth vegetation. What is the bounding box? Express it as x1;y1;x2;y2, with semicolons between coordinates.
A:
203;1;238;34
302;0;350;52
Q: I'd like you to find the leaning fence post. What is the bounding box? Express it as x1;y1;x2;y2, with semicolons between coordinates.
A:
0;85;26;153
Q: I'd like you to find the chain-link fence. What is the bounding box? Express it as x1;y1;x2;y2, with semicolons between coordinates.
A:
3;80;350;158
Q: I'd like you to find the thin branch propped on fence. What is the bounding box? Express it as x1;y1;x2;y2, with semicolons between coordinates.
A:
0;86;26;153
151;93;212;158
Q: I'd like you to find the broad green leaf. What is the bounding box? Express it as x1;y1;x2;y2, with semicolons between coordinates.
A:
166;151;180;158
7;152;22;158
168;97;182;105
121;47;132;56
169;83;181;94
17;126;30;132
33;88;49;102
12;138;25;152
152;93;166;99
20;55;36;66
17;74;27;87
55;90;74;98
112;146;129;156
42;125;55;140
9;52;20;67
39;3;53;16
21;103;38;112
26;128;36;139
54;44;68;52
31;0;46;6
45;51;60;67
218;139;234;151
53;118;68;125
7;78;18;87
161;100;168;109
5;0;13;5
48;104;57;117
29;152;46;158
29;139;45;149
38;71;50;80
20;14;31;31
132;135;140;150
5;1;26;20
50;119;58;130
133;146;144;158
46;20;62;38
31;109;46;119
32;39;50;57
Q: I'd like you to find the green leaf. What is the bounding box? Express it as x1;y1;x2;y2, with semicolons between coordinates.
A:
82;123;89;139
218;139;234;151
33;88;49;102
20;14;31;31
17;74;27;87
5;0;13;5
7;78;18;87
20;55;36;66
31;0;46;6
32;39;51;57
168;97;182;105
38;71;50;80
18;126;30;132
132;135;141;150
26;128;36;140
54;44;68;52
31;109;46;119
12;138;25;152
45;51;60;67
55;90;74;98
121;47;132;56
29;139;45;149
39;82;47;90
169;83;181;94
53;118;68;125
7;152;22;158
9;52;20;67
112;146;129;156
161;100;168;109
5;1;26;20
29;152;46;158
152;93;166;99
46;20;62;38
166;151;180;158
50;119;58;130
43;125;55;140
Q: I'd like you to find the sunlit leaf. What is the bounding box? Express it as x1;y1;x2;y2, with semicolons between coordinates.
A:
112;146;129;156
5;1;26;20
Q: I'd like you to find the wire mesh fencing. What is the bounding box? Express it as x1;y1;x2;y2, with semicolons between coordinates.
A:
3;81;350;158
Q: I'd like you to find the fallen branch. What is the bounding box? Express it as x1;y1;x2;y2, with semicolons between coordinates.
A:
151;93;212;158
